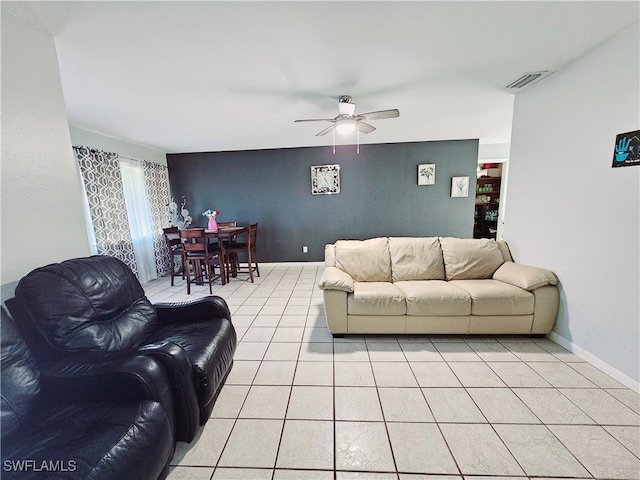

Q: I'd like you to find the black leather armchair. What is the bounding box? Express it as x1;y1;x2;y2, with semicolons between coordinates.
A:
6;255;237;443
1;308;175;479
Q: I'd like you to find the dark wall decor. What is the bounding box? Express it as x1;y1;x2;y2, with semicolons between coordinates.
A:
167;139;479;262
612;129;640;167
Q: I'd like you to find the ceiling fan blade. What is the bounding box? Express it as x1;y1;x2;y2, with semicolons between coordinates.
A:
294;118;334;123
358;109;400;120
357;121;376;134
315;125;335;136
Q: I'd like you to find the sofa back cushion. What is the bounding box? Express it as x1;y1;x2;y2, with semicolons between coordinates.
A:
334;238;392;282
496;240;513;262
15;255;158;353
324;244;336;267
389;237;445;281
439;237;505;280
1;309;39;439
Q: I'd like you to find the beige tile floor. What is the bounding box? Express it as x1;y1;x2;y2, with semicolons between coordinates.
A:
143;265;640;480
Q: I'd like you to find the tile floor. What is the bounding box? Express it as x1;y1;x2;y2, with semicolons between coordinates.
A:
143;265;640;480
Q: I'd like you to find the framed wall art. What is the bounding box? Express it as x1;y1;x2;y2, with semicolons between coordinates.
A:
417;164;435;185
451;176;469;197
311;164;340;195
612;129;640;168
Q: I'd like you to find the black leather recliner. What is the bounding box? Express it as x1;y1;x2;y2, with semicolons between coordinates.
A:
6;255;237;443
1;308;175;479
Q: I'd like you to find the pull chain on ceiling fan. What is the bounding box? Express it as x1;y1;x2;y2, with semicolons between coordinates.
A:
331;121;361;154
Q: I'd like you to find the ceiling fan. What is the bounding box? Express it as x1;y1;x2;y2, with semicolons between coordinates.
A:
295;95;400;137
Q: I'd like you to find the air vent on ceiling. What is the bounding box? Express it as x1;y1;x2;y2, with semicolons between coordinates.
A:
505;71;552;90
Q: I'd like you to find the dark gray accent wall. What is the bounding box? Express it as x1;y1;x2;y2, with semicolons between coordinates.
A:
167;139;479;262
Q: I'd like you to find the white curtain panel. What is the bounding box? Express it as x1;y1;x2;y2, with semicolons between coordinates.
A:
119;158;158;284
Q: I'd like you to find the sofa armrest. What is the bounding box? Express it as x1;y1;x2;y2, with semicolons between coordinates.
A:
154;296;231;324
318;266;355;293
493;261;558;291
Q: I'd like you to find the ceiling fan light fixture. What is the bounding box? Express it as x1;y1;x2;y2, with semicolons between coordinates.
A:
335;118;356;135
338;100;356;116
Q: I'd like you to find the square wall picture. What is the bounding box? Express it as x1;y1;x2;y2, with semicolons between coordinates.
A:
311;164;340;195
417;164;435;185
451;176;469;197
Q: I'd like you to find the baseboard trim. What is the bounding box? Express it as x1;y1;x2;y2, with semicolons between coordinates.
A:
246;261;325;267
547;331;639;393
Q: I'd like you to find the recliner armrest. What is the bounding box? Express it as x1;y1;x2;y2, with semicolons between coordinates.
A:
154;295;231;324
39;354;173;411
139;341;200;441
492;261;558;291
318;266;355;293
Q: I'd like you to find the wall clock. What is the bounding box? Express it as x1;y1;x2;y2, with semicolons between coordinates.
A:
311;164;340;195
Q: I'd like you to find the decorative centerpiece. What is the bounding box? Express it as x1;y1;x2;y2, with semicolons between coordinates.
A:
168;196;192;229
202;209;220;232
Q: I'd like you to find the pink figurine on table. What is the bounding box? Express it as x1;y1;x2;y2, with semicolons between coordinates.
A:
202;209;220;232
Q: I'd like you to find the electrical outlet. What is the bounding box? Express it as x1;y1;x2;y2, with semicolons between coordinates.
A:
302;245;308;254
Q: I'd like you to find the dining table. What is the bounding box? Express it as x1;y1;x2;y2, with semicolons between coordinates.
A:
204;225;248;238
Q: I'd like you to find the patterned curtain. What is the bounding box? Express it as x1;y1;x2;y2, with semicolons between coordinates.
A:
74;146;139;277
143;160;172;277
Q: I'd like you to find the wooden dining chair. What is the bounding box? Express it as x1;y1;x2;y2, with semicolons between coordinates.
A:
216;221;238;270
179;229;225;294
163;226;184;286
223;223;259;283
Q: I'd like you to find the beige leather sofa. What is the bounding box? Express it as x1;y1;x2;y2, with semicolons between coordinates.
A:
318;237;559;336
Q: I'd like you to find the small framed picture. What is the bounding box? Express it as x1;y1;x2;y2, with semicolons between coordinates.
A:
417;164;435;185
451;176;470;197
612;129;640;168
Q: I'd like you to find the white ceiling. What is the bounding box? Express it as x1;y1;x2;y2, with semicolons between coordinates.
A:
5;1;639;153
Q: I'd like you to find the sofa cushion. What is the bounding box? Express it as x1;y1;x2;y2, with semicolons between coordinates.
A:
324;244;336;267
395;281;471;316
147;317;236;419
335;238;392;282
3;399;173;480
496;240;513;262
1;310;40;439
440;237;505;280
493;261;558;291
347;282;406;315
450;279;534;315
389;237;445;281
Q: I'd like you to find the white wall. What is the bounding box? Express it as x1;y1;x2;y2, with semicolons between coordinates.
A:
478;143;510;161
69;125;167;166
505;24;640;389
1;12;90;297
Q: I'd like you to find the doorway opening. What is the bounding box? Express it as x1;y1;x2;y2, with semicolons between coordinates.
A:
474;160;508;240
